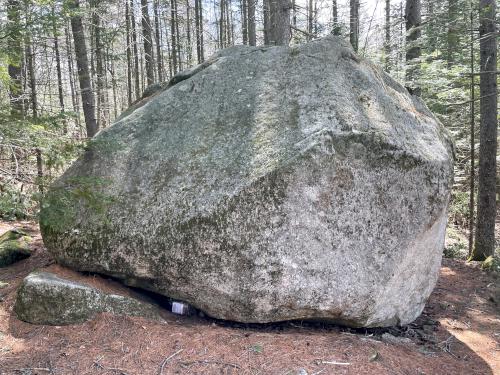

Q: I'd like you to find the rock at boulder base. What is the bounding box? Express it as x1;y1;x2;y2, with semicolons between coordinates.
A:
15;272;163;325
0;229;32;267
40;36;454;327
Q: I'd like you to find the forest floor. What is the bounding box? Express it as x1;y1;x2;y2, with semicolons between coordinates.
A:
0;221;498;375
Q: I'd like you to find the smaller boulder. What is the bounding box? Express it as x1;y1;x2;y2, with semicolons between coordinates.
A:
15;272;163;325
0;229;32;267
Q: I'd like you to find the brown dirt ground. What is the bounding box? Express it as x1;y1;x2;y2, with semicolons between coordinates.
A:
0;221;498;375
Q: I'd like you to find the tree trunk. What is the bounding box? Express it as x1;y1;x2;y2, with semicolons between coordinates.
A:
307;0;313;40
385;0;390;71
186;0;192;64
174;0;182;70
170;0;178;73
468;8;475;257
405;0;421;95
126;0;133;105
141;0;155;85
7;0;23;116
25;39;37;119
93;2;106;128
242;0;248;44
65;23;81;131
220;0;225;48
153;0;163;81
130;0;141;99
473;0;497;260
447;0;458;68
267;0;290;45
69;0;98;138
52;8;65;119
248;0;256;45
332;0;339;35
350;0;359;52
195;0;205;62
263;0;270;44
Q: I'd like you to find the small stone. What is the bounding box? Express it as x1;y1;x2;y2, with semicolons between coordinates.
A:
15;272;163;325
297;368;308;375
0;229;32;267
381;333;413;346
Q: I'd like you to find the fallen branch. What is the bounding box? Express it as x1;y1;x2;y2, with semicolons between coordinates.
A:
320;360;351;366
159;349;183;375
181;359;241;369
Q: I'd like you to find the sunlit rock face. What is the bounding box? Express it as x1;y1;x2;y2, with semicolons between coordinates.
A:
40;36;454;327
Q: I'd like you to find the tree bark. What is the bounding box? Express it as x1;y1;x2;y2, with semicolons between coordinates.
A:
405;0;421;95
130;0;141;99
385;0;390;71
7;0;23;116
153;0;164;81
473;0;497;260
141;0;155;85
195;0;205;62
126;0;133;105
350;0;359;52
242;0;248;44
170;0;178;73
447;0;458;68
267;0;290;45
52;8;65;118
263;0;270;44
307;0;313;40
248;0;256;45
186;0;193;63
69;0;98;138
332;0;339;35
65;23;81;131
93;1;106;128
25;39;37;118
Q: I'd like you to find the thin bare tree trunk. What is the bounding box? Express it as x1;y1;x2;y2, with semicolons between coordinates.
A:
153;0;164;81
242;0;248;44
186;0;193;64
195;0;204;62
93;1;106;128
65;23;81;131
130;0;141;99
473;0;497;260
69;0;98;138
350;0;359;52
126;0;133;105
263;0;270;44
141;0;155;85
332;0;339;35
7;0;23;116
248;0;256;45
405;0;421;95
307;0;313;40
53;12;65;119
25;39;37;118
385;0;390;71
170;0;178;73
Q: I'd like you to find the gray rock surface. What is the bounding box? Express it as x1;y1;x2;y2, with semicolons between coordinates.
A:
0;229;32;267
40;36;454;327
15;272;163;325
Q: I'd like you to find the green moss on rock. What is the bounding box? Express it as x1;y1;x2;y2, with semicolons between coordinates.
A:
0;230;32;267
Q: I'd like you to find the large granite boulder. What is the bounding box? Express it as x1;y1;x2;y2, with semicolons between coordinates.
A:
40;36;454;327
